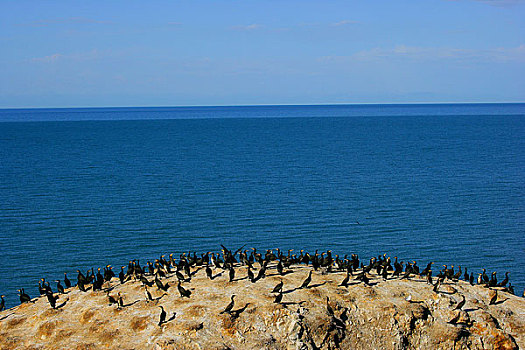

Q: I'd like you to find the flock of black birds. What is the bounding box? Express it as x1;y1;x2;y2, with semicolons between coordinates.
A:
1;245;521;329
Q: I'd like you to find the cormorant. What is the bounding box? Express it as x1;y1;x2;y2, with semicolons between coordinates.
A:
177;282;191;298
107;292;118;306
158;306;166;326
18;289;31;304
277;261;284;275
64;273;71;289
144;286;153;302
205;266;213;280
229;303;250;320
271;280;283;294
498;272;509;287
426;270;433;285
220;295;235;314
247;267;255;283
119;267;126;284
326;296;334;316
118;292;124;309
489;290;498;305
454;295;466;310
55;280;65;294
0;295;5;311
300;271;312;289
274;292;283;304
229;266;235;282
339;271;350;287
45;291;59;309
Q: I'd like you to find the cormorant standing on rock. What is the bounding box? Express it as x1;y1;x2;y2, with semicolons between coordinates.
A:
158;306;166;326
229;266;235;282
177;282;191;298
489;290;498;305
498;272;509;287
107;292;118;306
144;286;153;302
118;292;124;309
18;289;32;304
300;271;312;289
220;295;235;314
326;297;335;316
64;273;71;289
45;291;59;309
454;295;466;310
271;280;283;293
426;270;433;285
274;291;283;304
247;266;255;283
55;280;65;294
0;295;5;311
119;267;126;284
339;271;350;287
205;266;213;280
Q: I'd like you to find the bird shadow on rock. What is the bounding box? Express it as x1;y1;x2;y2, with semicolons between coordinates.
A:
0;313;14;321
308;281;329;289
211;273;223;280
55;299;69;309
122;300;141;308
280;301;307;307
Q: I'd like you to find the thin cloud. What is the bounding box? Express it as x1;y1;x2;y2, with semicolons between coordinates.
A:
29;49;103;63
19;17;113;27
473;0;524;6
232;24;262;31
331;20;359;27
31;53;63;63
349;44;525;62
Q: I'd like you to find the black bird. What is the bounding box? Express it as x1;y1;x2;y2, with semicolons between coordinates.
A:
326;296;335;316
140;275;154;287
220;295;236;314
0;295;5;311
271;280;283;293
339;271;350;287
118;293;124;309
300;271;312;289
229;266;235;282
205;266;213;280
454;295;466;310
64;273;71;289
498;272;509;288
177;282;191;298
426;270;433;285
155;276;170;292
274;292;283;304
277;261;284;275
255;265;266;281
247;267;255;283
107;292;118;306
119;267;126;284
230;303;250;320
158;306;167;326
489;290;498;305
18;289;31;304
55;280;65;294
45;291;59;309
144;286;153;302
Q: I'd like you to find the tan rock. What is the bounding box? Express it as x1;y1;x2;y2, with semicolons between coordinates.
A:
0;263;523;350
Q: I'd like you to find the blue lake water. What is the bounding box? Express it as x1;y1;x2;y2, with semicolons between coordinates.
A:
0;104;524;307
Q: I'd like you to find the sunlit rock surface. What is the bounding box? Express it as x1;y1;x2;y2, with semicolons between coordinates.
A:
1;263;523;350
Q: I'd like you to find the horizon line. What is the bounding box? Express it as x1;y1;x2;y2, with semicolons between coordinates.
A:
1;101;525;111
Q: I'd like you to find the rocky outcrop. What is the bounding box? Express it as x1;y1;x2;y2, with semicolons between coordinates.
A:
0;263;523;349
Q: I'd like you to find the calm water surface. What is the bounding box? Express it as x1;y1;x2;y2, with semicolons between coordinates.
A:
0;104;523;307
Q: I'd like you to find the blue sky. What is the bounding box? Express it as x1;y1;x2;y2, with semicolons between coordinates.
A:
1;0;524;108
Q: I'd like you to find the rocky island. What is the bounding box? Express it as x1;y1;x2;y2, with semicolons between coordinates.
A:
0;249;523;350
